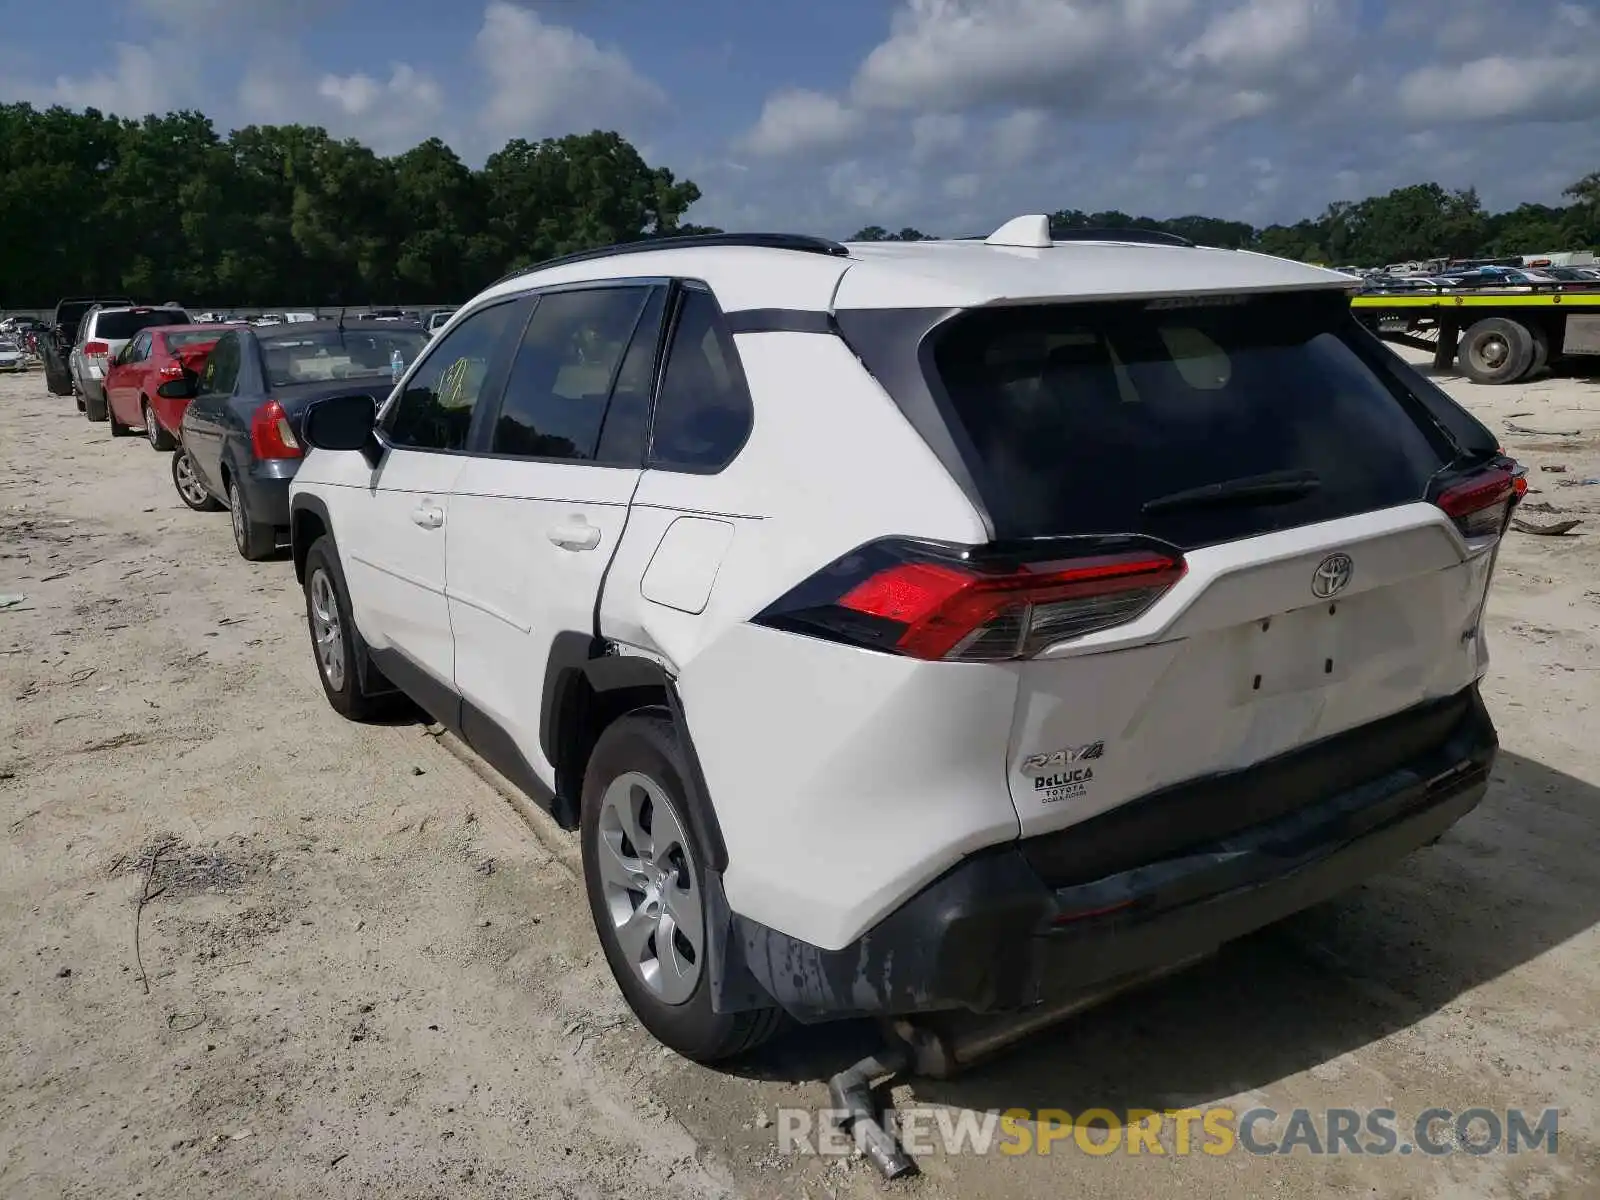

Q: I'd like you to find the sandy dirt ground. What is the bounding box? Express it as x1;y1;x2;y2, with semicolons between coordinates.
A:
1;348;1597;1200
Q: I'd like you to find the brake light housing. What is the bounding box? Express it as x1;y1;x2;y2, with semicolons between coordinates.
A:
85;341;109;358
250;399;302;460
753;538;1186;662
1433;458;1520;539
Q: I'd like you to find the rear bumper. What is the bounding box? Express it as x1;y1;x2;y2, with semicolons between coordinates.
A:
725;686;1496;1022
241;460;298;527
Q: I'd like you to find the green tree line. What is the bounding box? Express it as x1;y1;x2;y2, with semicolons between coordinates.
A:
3;101;1597;307
0;103;705;307
854;175;1600;267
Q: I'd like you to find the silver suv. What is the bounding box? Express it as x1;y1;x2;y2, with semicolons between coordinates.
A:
72;304;189;421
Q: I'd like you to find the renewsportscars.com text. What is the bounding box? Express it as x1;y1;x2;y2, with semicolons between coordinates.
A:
778;1106;1561;1158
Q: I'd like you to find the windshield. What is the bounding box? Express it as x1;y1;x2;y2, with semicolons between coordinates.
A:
258;328;429;386
926;290;1453;548
95;309;190;340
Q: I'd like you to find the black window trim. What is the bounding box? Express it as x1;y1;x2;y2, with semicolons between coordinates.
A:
643;278;756;477
470;276;673;469
372;294;532;458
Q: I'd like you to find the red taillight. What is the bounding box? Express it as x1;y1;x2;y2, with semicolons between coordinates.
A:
1435;463;1517;539
85;341;109;357
250;399;302;460
755;539;1186;662
157;361;186;380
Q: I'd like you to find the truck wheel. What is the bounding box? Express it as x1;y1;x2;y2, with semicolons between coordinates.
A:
1527;325;1550;379
1457;318;1534;385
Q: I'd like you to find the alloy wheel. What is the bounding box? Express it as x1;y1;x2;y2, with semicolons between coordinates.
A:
307;568;346;691
595;772;703;1005
175;452;208;507
229;483;246;551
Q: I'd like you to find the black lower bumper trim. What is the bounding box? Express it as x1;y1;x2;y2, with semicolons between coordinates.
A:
727;686;1496;1022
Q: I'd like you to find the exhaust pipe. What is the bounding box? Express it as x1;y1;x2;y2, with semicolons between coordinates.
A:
833;954;1214;1178
825;1045;914;1179
896;954;1213;1080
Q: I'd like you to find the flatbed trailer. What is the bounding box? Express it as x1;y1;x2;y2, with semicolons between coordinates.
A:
1352;288;1600;384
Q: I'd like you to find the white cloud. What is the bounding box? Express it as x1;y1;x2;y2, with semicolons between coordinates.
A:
475;0;664;143
851;0;1149;112
24;44;184;116
1176;0;1332;75
738;89;863;158
315;64;445;151
1397;54;1600;125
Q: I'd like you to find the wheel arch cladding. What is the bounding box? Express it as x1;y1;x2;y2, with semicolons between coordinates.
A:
542;634;728;873
545;637;772;1014
289;494;331;584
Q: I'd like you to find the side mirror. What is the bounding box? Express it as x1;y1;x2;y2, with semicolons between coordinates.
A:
302;393;381;466
156;376;198;400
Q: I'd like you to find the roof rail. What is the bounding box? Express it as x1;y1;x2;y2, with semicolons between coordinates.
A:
493;232;851;286
953;227;1199;248
1051;228;1196;247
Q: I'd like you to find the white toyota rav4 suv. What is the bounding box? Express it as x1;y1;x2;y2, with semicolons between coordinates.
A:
288;219;1516;1064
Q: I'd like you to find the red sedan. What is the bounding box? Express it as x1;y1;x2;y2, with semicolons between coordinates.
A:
104;325;221;450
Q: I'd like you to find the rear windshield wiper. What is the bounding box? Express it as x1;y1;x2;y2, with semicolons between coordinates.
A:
1141;468;1321;515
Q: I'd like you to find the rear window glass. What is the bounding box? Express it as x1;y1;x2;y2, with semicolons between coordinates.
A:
929;292;1450;548
165;331;219;350
258;328;429;387
95;309;189;339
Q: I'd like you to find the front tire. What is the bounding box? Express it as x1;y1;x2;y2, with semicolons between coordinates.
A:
302;534;392;721
229;478;278;561
143;399;176;451
581;712;783;1063
171;449;223;511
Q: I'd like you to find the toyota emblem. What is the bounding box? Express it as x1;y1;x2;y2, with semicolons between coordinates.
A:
1311;553;1354;599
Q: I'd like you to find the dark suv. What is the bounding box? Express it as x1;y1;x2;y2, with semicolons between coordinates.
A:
43;295;133;397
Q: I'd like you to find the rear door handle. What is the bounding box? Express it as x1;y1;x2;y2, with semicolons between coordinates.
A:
547;517;601;551
411;503;444;529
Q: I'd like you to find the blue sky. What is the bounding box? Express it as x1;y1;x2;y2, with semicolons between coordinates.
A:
3;0;1599;238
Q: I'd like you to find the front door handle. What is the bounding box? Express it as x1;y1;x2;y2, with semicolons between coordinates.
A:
547;517;601;551
411;504;444;529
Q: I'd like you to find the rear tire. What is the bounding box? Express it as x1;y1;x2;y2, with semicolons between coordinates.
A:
581;712;784;1063
1457;318;1534;385
229;478;278;561
84;386;108;422
143;399;176;451
108;398;135;437
302;534;393;721
172;449;223;512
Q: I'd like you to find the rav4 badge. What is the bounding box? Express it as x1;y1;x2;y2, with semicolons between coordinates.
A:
1021;741;1104;772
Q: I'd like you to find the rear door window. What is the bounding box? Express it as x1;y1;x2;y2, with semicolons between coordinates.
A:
199;334;241;396
489;286;660;464
929;292;1452;548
